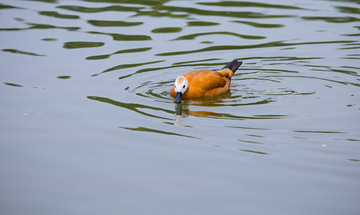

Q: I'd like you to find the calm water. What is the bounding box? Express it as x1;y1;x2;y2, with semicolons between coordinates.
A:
0;0;359;214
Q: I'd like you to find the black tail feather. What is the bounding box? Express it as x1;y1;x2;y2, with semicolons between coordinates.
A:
222;59;243;74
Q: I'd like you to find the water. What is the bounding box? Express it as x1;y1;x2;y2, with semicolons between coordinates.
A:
0;0;359;214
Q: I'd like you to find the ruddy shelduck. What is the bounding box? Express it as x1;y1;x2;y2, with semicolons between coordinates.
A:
171;59;243;103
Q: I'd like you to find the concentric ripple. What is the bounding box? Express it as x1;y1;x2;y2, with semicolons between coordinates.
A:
97;58;334;120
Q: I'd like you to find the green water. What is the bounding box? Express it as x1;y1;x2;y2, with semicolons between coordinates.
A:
0;0;359;214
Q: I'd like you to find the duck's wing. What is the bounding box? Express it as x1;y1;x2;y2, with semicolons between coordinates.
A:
186;70;228;90
180;70;230;99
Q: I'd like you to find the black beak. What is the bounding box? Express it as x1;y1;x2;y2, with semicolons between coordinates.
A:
175;92;182;103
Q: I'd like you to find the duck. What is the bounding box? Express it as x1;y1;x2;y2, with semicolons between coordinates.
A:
171;59;243;103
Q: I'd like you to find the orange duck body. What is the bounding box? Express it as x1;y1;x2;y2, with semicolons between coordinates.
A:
171;60;243;103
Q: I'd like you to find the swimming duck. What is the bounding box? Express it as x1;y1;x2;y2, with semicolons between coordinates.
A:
171;59;243;103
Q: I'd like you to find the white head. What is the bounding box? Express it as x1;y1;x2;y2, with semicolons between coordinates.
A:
174;76;189;103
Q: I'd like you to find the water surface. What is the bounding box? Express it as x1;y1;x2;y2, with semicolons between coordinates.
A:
0;0;359;214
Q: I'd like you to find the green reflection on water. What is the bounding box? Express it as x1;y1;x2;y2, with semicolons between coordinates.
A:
57;5;141;13
0;3;21;9
294;130;345;134
87;96;173;120
302;16;360;23
198;1;304;10
57;76;71;79
173;58;222;65
41;38;57;41
152;27;182;33
116;59;235;80
187;21;219;26
82;0;164;6
87;20;143;27
232;20;284;28
2;49;45;56
4;82;23;87
136;10;188;18
39;11;80;19
157;40;356;56
27;0;57;3
263;75;360;88
27;23;79;30
0;23;80;31
336;6;360;15
240;149;269;155
159;5;294;19
118;61;228;80
54;1;300;20
63;41;104;49
88;31;151;41
97;60;164;76
87;47;152;60
120;126;197;139
174;31;265;40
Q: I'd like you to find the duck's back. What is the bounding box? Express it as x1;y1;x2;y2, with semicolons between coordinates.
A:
182;69;231;99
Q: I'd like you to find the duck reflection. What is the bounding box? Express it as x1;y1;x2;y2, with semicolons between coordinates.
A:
174;92;233;118
175;103;225;118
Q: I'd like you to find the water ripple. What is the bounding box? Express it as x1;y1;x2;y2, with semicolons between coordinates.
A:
63;41;104;49
174;31;265;40
82;0;162;6
120;126;198;139
231;20;284;28
152;27;182;33
87;96;173;120
87;20;143;27
86;47;152;60
0;22;80;31
87;31;151;41
0;3;21;9
2;48;45;56
159;5;295;19
95;60;164;77
57;5;142;13
198;1;305;10
38;11;80;19
187;21;219;26
302;16;360;23
156;40;357;56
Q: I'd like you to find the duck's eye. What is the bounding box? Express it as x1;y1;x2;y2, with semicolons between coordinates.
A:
183;85;185;88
